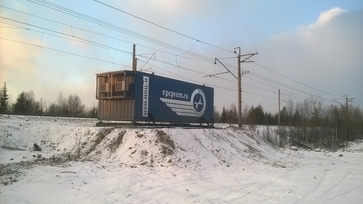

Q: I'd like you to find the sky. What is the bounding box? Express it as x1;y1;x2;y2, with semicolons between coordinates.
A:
0;0;362;114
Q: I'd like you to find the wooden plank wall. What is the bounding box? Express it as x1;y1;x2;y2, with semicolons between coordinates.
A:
98;99;135;121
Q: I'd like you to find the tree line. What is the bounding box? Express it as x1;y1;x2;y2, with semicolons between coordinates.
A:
214;95;362;149
0;82;97;117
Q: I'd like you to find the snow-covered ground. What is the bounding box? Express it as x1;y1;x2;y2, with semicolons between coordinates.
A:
1;114;362;203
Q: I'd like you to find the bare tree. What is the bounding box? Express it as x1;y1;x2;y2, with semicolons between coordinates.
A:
57;92;68;115
213;106;221;122
228;103;237;124
286;99;294;126
242;104;249;124
67;94;85;116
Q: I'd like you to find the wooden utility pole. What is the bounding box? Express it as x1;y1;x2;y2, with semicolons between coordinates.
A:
235;48;258;128
358;104;361;139
277;89;281;126
344;94;354;114
237;48;242;128
132;44;137;71
213;48;257;128
344;94;355;141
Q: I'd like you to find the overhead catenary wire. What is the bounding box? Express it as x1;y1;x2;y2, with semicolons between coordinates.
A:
247;72;333;102
246;74;312;100
0;3;290;95
0;18;336;106
137;58;236;92
0;5;216;67
253;62;342;98
22;1;242;72
27;0;215;63
0;17;134;55
138;58;279;102
94;0;234;54
0;34;289;105
1;16;278;97
66;0;338;102
1;2;346;106
0;36;131;67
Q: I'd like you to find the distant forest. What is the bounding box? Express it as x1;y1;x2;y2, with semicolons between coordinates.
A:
0;82;97;117
214;96;362;149
1;82;362;149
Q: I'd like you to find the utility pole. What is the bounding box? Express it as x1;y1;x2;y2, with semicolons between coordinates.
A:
344;94;354;114
277;89;281;126
359;103;361;139
333;98;345;142
132;44;137;71
212;48;257;128
344;94;355;141
237;48;242;129
330;104;337;144
235;47;258;128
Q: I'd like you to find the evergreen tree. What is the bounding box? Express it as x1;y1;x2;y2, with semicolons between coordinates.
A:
13;90;35;113
88;105;98;117
0;82;9;112
254;104;265;125
13;92;26;113
228;103;237;124
213;106;220;122
221;107;227;123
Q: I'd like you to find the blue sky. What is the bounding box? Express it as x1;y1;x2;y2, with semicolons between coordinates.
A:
1;0;362;114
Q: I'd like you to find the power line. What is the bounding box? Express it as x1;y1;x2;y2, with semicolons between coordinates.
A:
2;16;267;94
248;72;333;102
138;54;286;97
1;18;334;104
94;0;234;54
0;36;130;67
138;58;279;102
253;62;342;98
139;46;336;103
1;36;285;106
0;4;238;74
2;2;344;105
0;16;134;55
245;72;334;103
244;91;277;101
138;58;235;91
27;0;215;63
0;5;214;64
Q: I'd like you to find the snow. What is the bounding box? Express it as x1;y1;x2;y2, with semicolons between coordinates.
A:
1;114;362;203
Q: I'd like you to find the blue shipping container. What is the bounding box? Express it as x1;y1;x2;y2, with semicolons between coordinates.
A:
96;70;214;125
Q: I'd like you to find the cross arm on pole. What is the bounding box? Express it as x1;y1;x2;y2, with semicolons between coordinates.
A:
240;52;258;63
203;71;229;78
214;57;237;79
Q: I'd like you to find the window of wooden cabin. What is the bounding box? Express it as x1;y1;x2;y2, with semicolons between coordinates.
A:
111;73;134;98
96;74;110;99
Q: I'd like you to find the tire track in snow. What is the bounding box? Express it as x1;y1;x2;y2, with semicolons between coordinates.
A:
322;184;363;202
307;168;332;203
318;166;363;203
315;172;353;201
295;168;330;204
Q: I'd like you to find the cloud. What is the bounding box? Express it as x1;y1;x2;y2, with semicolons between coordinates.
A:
252;7;363;112
312;7;346;27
